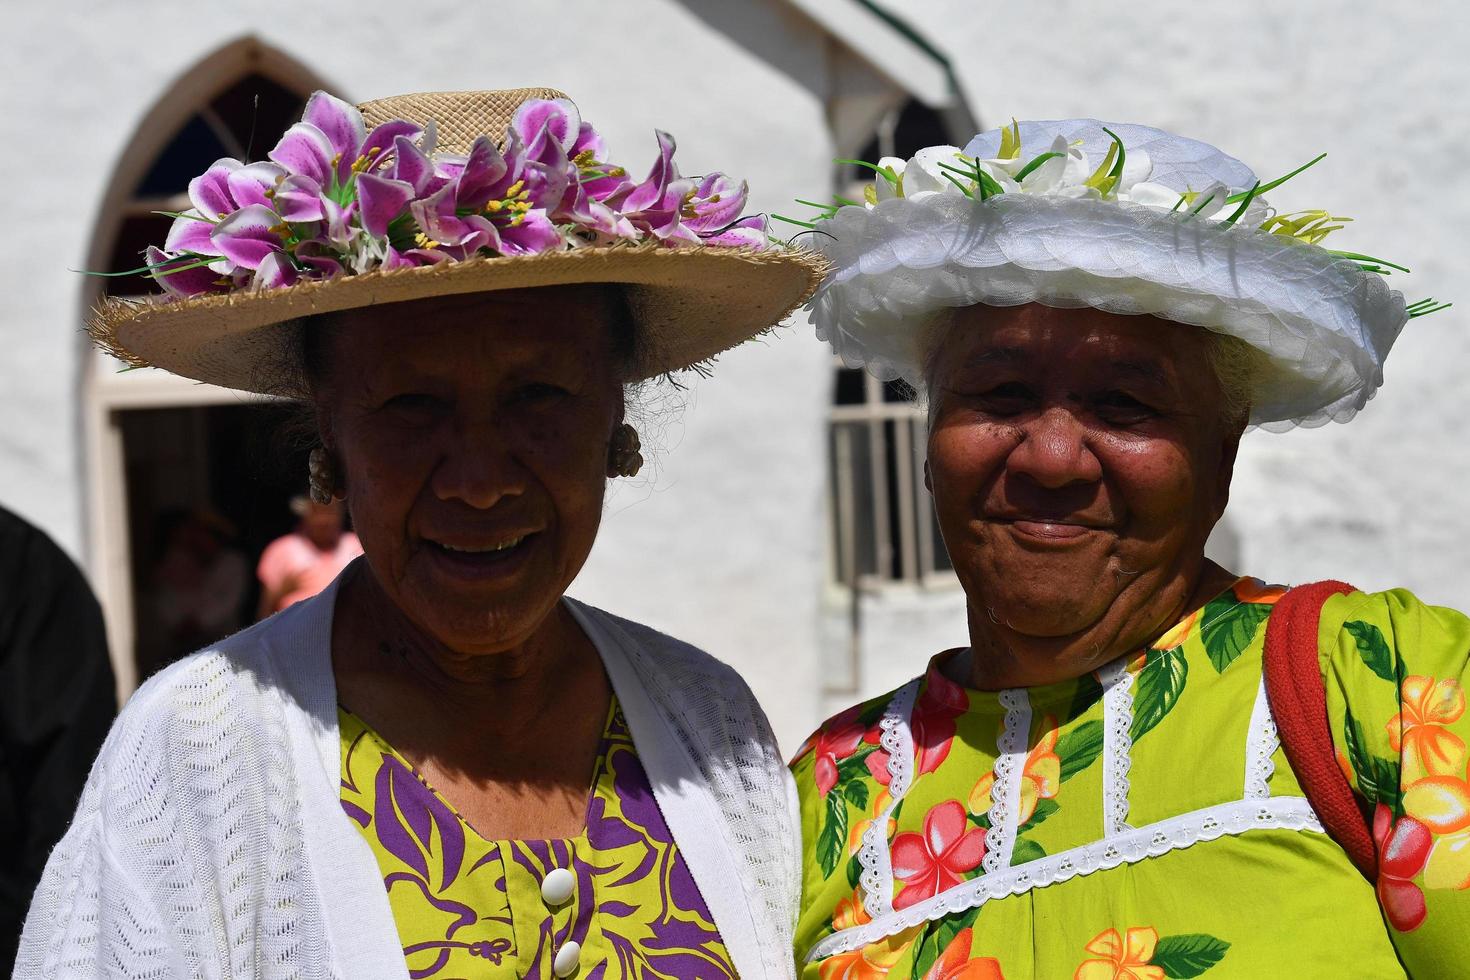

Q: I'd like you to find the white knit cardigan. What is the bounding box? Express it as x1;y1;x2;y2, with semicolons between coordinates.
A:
15;582;800;979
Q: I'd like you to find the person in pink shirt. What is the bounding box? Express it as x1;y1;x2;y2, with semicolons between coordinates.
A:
255;497;362;618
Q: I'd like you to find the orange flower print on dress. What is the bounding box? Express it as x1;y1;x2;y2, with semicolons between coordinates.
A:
1150;610;1200;652
833;888;872;931
819;926;922;980
1073;927;1165;980
1404;750;1470;895
1373;803;1433;931
1387;676;1467;781
921;927;1005;980
1231;577;1286;605
969;715;1060;826
849;789;894;856
891;800;986;910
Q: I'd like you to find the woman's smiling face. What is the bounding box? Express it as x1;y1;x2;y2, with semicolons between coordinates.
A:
314;286;627;655
925;303;1243;651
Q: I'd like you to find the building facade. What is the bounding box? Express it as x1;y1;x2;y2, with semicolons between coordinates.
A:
3;0;1465;751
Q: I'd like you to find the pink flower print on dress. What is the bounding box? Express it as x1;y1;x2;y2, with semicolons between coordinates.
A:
891;800;986;909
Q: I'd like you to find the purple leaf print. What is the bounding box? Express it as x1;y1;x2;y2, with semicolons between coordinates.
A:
340;799;371;828
374;755;466;890
384;872;477;935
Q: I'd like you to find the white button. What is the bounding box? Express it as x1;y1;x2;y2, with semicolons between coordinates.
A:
552;939;581;977
540;867;575;906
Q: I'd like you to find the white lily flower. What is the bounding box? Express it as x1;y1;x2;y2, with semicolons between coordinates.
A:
1116;147;1153;194
904;145;965;197
1119;180;1182;210
873;156;906;203
1181;182;1230;220
1012;136;1070;194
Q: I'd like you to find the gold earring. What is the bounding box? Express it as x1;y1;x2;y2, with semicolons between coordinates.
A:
608;424;643;478
308;447;341;504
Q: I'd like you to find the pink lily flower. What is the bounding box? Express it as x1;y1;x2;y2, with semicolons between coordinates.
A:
144;246;229;298
272;175;328;223
409;183;501;256
699;213;769;248
271;91;422;190
254;251;299;290
210;204;288;271
682;173;769;248
136;90;770;302
225;162;287;210
355;173;416;238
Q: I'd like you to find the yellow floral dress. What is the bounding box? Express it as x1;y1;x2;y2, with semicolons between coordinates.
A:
791;579;1470;978
339;698;737;979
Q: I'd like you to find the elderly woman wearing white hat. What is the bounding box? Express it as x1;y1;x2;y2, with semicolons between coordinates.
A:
18;88;823;980
787;121;1464;978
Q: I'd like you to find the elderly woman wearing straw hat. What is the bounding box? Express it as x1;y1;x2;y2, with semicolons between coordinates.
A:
17;89;823;980
786;121;1465;978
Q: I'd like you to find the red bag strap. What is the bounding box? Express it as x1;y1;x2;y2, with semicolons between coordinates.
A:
1262;579;1378;879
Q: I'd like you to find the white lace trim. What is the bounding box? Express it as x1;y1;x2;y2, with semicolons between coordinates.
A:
858;678;921;918
1099;660;1135;837
1244;676;1280;799
807;796;1326;962
981;689;1031;874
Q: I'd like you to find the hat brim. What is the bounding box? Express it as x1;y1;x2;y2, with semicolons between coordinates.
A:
93;244;828;393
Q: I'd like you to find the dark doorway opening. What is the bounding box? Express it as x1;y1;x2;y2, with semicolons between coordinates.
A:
119;403;311;680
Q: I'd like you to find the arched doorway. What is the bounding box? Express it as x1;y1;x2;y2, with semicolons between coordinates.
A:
80;38;339;696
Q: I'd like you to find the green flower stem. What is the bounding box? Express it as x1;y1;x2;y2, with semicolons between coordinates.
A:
1218;181;1262;227
1329;250;1411;274
1013;151;1064;182
771;213;819;229
1226;153;1327;203
835;158;900;187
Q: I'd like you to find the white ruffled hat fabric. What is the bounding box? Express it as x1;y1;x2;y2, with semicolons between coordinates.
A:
808;119;1410;430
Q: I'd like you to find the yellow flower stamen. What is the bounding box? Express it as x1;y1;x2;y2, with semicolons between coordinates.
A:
1084;142;1119;195
505;180;526;198
680;189;699;220
1263;209;1353;244
999;118;1021;160
484;200;504;213
413;232;440;249
573;150;597;167
864;184;879;205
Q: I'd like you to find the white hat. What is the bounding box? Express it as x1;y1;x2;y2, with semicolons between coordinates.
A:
793;119;1447;430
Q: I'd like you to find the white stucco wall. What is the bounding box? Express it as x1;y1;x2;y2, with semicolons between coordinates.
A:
0;0;877;750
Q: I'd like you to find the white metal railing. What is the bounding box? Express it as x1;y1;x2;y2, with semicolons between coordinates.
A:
828;369;954;588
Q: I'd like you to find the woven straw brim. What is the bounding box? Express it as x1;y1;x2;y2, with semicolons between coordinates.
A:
91;244;828;392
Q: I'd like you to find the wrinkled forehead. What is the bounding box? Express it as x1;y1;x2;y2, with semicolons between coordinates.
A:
931;304;1211;383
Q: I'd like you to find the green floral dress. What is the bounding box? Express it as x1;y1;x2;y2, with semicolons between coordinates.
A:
791;579;1470;979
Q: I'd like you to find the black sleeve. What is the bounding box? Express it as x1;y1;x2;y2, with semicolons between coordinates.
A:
0;507;116;969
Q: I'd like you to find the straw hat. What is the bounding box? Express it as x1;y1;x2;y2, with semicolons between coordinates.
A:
92;87;828;392
791;119;1448;430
